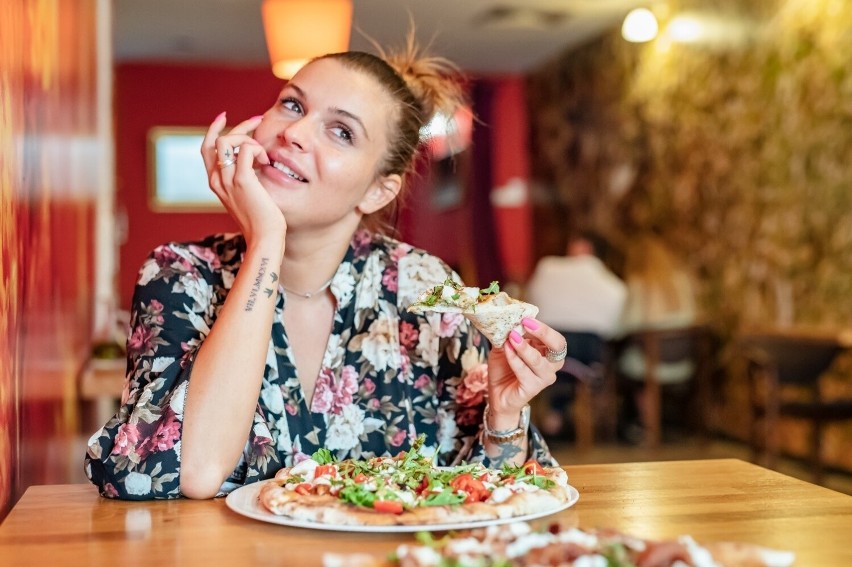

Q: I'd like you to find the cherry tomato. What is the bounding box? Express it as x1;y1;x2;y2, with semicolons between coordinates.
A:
523;460;546;475
373;500;404;514
415;476;430;495
314;464;336;478
451;473;491;502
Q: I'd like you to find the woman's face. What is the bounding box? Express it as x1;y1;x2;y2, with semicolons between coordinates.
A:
252;58;399;230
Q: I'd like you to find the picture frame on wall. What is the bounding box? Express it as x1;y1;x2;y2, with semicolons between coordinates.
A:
148;126;223;211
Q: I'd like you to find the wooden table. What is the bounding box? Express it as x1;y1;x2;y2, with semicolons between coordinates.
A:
2;459;851;565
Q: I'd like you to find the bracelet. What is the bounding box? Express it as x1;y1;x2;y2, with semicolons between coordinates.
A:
482;403;530;444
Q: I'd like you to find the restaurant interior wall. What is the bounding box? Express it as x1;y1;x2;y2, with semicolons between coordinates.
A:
0;1;102;520
115;63;533;305
525;0;852;471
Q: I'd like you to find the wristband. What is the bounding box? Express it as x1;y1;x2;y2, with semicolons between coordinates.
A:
483;403;530;444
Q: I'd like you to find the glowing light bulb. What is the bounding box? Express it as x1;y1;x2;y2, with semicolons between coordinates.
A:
622;8;659;43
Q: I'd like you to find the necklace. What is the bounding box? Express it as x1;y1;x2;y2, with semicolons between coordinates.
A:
281;278;333;299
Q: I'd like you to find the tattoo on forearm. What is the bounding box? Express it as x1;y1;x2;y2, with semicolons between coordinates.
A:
263;271;278;298
245;257;269;311
488;439;524;466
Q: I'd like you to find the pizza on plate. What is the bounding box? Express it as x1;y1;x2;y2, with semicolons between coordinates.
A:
406;278;539;347
323;521;796;567
258;436;572;527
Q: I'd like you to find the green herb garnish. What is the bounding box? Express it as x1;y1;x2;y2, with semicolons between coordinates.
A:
422;489;466;507
479;281;500;296
312;448;337;465
603;542;633;567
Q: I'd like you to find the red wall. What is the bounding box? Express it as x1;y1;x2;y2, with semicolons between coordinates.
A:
115;63;284;305
115;64;533;303
488;76;533;283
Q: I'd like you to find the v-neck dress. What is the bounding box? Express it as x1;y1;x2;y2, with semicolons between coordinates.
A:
84;230;556;500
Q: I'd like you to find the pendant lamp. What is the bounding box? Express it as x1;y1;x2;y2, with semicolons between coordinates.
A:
262;0;353;79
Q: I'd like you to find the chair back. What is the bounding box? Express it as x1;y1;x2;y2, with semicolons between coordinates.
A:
623;325;710;367
740;334;843;386
560;331;605;366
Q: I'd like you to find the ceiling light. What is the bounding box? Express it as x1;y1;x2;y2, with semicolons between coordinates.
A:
261;0;353;79
667;15;703;43
622;8;659;43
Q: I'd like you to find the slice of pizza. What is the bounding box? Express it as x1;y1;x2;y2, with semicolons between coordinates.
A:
322;522;797;567
258;436;572;527
406;278;539;347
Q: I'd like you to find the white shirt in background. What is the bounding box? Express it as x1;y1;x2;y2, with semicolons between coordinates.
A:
616;271;698;383
525;255;628;339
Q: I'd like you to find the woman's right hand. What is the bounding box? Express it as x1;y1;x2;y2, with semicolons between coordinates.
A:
201;112;286;247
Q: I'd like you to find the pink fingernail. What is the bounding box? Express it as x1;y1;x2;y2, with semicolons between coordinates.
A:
251;115;264;120
215;111;227;121
522;318;539;331
509;330;523;344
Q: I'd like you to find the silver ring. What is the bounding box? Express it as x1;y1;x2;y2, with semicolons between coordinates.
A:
217;158;236;169
545;342;568;363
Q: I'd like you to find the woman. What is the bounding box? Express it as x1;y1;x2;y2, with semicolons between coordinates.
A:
617;233;697;379
616;232;698;442
85;45;567;500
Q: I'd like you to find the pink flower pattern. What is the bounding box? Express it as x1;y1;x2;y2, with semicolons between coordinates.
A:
437;312;464;338
381;265;398;292
390;429;407;447
111;423;140;456
127;325;155;358
414;374;432;390
399;321;419;349
188;244;221;269
141;410;181;455
456;363;489;407
311;365;359;415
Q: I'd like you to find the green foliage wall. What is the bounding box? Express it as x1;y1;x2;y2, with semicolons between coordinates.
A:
527;0;852;468
530;0;852;330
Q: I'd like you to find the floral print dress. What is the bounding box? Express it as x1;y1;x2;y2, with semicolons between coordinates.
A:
85;230;555;499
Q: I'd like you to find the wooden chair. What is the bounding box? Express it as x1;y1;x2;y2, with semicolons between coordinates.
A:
546;331;618;452
738;333;852;483
560;355;618;452
616;325;716;448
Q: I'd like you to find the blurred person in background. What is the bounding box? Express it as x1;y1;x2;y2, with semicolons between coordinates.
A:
526;232;627;436
616;232;697;443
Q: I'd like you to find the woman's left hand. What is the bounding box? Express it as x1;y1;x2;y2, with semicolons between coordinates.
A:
486;318;566;430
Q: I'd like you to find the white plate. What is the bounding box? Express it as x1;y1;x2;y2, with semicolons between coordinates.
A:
225;480;580;533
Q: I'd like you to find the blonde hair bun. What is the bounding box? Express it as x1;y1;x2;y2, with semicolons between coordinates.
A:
380;34;467;126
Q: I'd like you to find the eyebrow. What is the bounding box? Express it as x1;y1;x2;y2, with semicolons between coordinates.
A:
286;83;370;141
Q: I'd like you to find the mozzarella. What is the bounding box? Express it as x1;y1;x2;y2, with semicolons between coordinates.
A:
680;536;722;567
440;286;457;302
395;490;416;506
505;532;557;558
558;528;599;549
446;537;491;555
573;555;608;567
488;486;514;504
289;459;319;481
397;545;442;566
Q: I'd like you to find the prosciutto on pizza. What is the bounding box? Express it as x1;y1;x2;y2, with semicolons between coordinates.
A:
323;521;797;567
